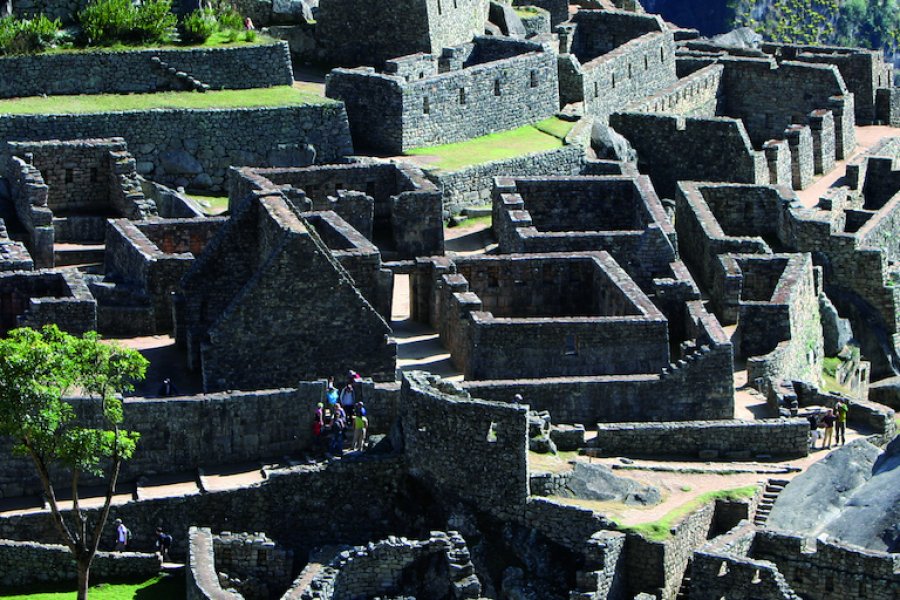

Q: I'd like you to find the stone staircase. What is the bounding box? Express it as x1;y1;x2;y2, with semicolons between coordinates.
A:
753;478;790;527
675;560;692;600
149;56;210;92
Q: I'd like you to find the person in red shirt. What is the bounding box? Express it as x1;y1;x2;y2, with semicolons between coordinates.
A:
821;409;837;449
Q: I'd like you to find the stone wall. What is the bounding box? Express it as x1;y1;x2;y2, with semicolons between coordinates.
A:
427;117;590;212
0;540;161;588
175;192;396;391
0;456;408;561
0;104;353;192
610;113;768;198
100;216;225;335
316;0;487;67
326;37;559;153
0;269;96;335
0;43;293;98
513;0;568;26
8;155;55;268
626;62;723;117
212;531;293;599
591;418;810;459
399;371;530;519
0;220;32;272
186;527;237;600
751;529;900;600
230;161;444;259
462;300;735;424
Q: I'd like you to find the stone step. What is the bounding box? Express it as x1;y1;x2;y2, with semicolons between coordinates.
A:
54;243;105;267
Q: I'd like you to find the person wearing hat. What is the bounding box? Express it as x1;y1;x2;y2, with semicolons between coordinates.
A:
353;402;368;451
114;519;130;551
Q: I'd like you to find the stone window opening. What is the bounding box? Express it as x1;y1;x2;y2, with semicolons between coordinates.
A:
660;47;665;62
423;96;430;114
419;71;425;79
437;0;442;15
644;55;649;70
628;63;632;78
459;88;466;105
858;581;867;597
530;70;538;88
494;79;501;96
89;167;98;183
486;421;498;443
717;561;728;577
564;334;578;356
594;81;599;98
453;0;457;7
611;73;616;88
64;168;73;184
825;575;834;592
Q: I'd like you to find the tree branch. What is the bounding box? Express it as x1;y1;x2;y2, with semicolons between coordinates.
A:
26;442;77;554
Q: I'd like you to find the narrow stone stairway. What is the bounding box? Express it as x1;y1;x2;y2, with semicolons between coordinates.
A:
753;478;790;527
675;560;692;600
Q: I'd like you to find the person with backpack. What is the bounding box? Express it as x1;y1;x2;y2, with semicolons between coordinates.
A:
114;518;130;551
155;527;173;561
330;403;347;456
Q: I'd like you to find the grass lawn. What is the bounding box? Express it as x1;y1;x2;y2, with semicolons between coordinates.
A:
185;193;229;216
405;117;575;172
0;574;184;600
41;33;276;55
0;86;332;116
614;485;758;541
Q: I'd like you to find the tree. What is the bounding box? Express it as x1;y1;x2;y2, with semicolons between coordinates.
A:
732;0;838;44
0;325;148;600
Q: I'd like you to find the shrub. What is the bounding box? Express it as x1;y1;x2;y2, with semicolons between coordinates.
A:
79;0;134;45
0;15;62;54
243;29;256;42
214;4;243;31
79;0;176;45
132;0;177;43
180;8;217;43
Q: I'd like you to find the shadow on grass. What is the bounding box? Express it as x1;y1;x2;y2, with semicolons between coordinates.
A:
0;573;185;600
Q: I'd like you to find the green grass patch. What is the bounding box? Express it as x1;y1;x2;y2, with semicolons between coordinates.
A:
405;117;572;172
528;450;579;474
39;32;276;55
823;356;841;378
0;574;184;599
616;485;758;542
513;6;542;17
0;86;331;115
185;193;229;215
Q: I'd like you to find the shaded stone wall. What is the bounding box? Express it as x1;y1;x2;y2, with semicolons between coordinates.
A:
591;418;809;459
0;104;353;192
0;269;96;335
0;540;161;588
0;43;293;98
610;113;767;198
400;371;530;519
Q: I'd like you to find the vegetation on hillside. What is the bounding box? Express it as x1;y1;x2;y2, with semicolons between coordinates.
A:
731;0;900;53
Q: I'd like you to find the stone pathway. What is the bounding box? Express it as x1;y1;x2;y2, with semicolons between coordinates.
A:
796;124;900;209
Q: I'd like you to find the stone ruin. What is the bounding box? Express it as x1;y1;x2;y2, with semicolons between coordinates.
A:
0;1;897;599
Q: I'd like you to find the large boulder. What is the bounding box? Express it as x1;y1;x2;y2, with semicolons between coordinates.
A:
592;122;637;163
708;26;762;49
868;376;900;410
489;1;527;37
819;293;853;356
160;150;203;175
557;463;661;506
767;437;900;552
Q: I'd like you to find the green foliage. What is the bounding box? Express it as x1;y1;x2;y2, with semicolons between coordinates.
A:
0;326;147;475
732;0;900;52
243;29;257;42
0;15;63;54
78;0;176;46
210;0;244;31
180;8;218;44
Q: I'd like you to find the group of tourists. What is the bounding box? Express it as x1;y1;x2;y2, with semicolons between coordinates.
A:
113;518;172;561
807;397;849;450
313;371;369;456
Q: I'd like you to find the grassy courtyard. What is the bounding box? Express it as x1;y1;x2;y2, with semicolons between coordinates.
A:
405;117;575;171
0;574;184;599
0;86;332;116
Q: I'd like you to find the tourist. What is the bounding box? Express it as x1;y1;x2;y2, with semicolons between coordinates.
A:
807;412;821;450
157;378;179;397
326;376;339;407
114;518;130;551
835;398;849;445
339;382;355;416
330;404;347;456
312;402;325;450
821;408;837;449
353;403;368;451
513;393;523;402
155;527;173;562
244;16;255;30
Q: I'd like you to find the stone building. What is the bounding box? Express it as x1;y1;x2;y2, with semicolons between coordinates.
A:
0;269;96;335
316;0;488;67
557;9;678;120
5;138;157;269
326;36;559;153
174;190;396;392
